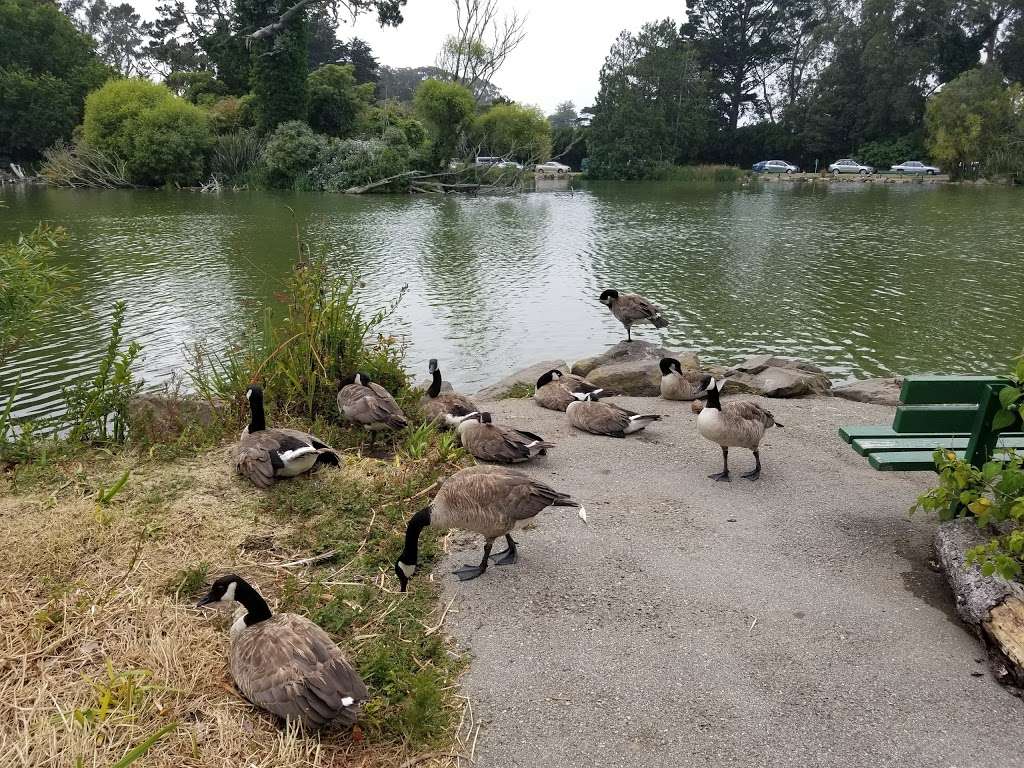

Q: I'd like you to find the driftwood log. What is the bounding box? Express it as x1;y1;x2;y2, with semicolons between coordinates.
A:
935;519;1024;686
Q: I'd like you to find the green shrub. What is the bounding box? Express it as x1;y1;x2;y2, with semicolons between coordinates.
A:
210;129;265;183
262;120;326;188
413;79;475;169
655;164;745;182
0;68;77;159
857;136;923;169
311;137;411;192
82;79;211;186
474;102;552;163
205;96;249;134
307;64;375;138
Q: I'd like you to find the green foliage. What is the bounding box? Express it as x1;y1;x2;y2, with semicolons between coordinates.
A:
203;96;251;134
0;0;109;158
914;358;1024;582
82;79;211;186
241;0;310;133
857;135;923;170
210;129;265;183
261;120;326;188
307;63;376;137
475;102;552;163
0;225;72;367
311;137;412;191
656;164;745;182
926;67;1024;179
163;562;210;599
165;70;229;104
62;301;143;445
359;100;428;148
413;78;475;169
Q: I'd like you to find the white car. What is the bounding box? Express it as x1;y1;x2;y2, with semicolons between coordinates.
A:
495;160;523;170
829;158;873;175
891;160;941;175
535;161;571;174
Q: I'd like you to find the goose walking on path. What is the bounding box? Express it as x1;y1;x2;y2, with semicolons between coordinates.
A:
694;376;783;481
457;412;554;463
598;289;669;342
197;574;368;730
394;465;585;589
337;372;408;446
566;391;661;438
533;369;607;412
236;386;339;488
422;358;479;427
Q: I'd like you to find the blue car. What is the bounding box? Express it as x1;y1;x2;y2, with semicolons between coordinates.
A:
753;160;799;174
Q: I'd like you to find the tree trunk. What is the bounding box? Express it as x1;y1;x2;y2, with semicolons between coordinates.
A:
935;519;1024;687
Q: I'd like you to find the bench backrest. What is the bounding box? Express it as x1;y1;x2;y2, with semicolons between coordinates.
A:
893;375;1010;434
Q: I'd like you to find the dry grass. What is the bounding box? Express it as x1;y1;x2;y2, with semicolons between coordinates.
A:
0;445;471;768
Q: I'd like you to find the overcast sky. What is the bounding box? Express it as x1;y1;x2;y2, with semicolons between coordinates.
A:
131;0;687;114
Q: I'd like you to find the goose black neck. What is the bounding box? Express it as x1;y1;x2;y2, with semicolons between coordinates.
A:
248;392;266;433
235;579;272;626
401;507;432;565
705;385;722;410
428;369;442;398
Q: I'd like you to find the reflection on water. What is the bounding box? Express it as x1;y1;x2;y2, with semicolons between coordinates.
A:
1;182;1021;422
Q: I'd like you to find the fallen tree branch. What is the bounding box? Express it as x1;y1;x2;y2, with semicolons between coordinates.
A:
344;170;424;194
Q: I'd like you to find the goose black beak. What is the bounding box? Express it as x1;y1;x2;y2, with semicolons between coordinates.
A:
196;595;216;608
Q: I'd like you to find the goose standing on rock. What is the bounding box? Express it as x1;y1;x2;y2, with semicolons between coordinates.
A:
196;574;368;729
659;358;711;401
598;289;669;342
694;376;783;481
534;369;606;412
566;391;661;438
236;386;340;488
337;372;408;445
457;412;554;463
422;359;479;428
394;465;585;588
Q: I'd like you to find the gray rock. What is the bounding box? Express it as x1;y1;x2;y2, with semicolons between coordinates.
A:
586;360;662;396
727;354;827;377
475;359;569;400
572;341;699;378
721;366;832;398
833;377;903;406
414;378;454;394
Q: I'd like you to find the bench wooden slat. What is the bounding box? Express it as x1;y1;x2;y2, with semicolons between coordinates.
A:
869;450;965;471
853;435;1024;456
838;425;971;444
900;375;1010;404
892;404;979;433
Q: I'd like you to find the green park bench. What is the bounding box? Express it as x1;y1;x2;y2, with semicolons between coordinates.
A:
839;375;1024;471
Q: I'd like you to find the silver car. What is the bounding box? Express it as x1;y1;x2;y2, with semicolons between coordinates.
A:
891;160;940;175
829;158;873;175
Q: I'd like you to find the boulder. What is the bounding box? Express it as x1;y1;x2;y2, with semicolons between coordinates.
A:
571;341;701;397
720;366;832;398
833;377;903;406
475;359;569;400
727;354;827;377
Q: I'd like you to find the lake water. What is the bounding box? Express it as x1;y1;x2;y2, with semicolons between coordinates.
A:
1;181;1021;423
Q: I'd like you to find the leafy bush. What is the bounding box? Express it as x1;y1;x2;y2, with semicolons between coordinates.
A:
210;129;265;183
204;96;251;134
165;70;229;104
82;79;211;186
413;79;475;169
307;63;375;138
262;120;326;188
311;137;411;192
857;136;923;169
914;358;1024;581
360;101;428;149
0;69;78;160
474;102;552;163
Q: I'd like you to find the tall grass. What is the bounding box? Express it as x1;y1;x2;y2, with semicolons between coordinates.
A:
210;130;265;184
657;164;746;182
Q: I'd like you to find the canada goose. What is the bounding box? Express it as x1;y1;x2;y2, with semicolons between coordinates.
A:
533;369;606;412
196;574;368;729
394;464;585;588
456;412;554;463
236;386;340;488
659;358;711;401
694;376;783;481
422;359;479;428
565;391;661;437
598;289;669;341
337;372;408;443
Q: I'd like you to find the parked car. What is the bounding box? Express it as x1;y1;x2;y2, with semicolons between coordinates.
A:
475;156;501;167
752;160;799;174
891;160;941;175
828;158;873;175
535;161;571;174
495;160;523;170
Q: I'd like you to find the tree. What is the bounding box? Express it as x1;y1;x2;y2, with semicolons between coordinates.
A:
0;0;109;159
239;0;311;132
926;66;1023;176
548;100;577;129
436;0;526;103
474;102;551;162
413;78;475;168
307;63;375;136
377;65;449;101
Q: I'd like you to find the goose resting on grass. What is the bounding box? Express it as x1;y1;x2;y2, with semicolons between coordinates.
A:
422;358;479;428
394;465;585;589
197;574;368;730
337;372;408;445
694;376;783;481
235;386;339;488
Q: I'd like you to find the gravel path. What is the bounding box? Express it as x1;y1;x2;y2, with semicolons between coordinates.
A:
438;394;1024;768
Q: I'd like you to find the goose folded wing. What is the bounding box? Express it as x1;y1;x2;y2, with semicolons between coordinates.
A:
368;382;400;407
236;445;276;488
728;401;776;426
629;294;662;319
352;396;405;426
277;427;330;451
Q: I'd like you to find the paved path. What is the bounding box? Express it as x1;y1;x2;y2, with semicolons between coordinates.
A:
440;395;1024;768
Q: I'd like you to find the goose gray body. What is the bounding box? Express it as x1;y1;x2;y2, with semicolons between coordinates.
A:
338;373;408;432
599;289;669;341
533;369;606;412
198;575;368;730
659;358;711;401
565;396;661;438
695;376;783;480
422;359;479;427
236;387;339;488
457;413;554;463
394;465;583;588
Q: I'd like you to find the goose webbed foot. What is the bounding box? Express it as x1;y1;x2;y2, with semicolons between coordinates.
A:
489;535;518;566
709;471;731;482
453;565;485;581
741;468;761;480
